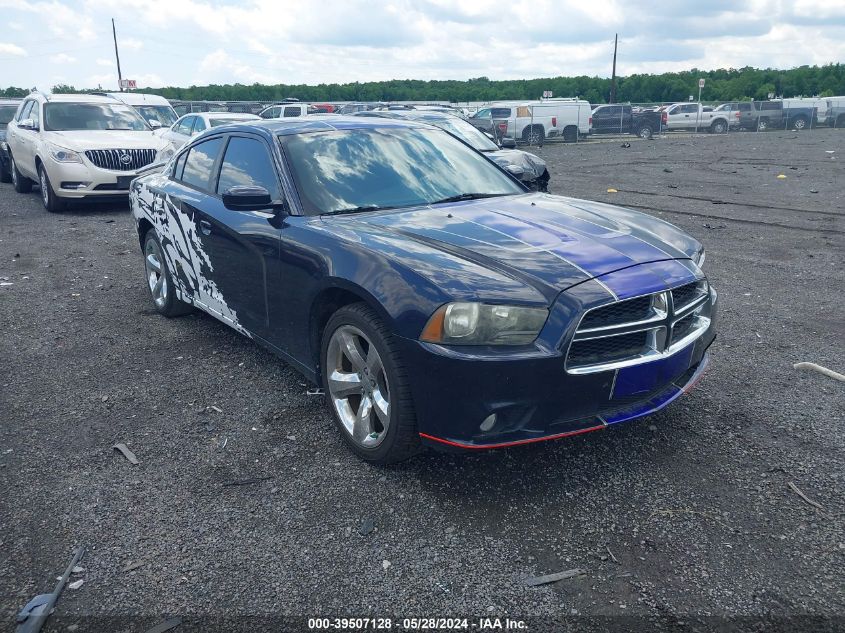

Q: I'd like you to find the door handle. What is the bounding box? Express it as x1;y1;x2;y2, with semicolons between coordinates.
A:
199;220;212;236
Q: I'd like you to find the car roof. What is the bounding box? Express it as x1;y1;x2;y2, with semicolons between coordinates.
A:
106;92;171;106
35;93;123;104
193;112;260;121
208;115;428;137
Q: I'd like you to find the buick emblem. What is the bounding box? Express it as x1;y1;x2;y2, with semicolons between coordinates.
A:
119;152;132;165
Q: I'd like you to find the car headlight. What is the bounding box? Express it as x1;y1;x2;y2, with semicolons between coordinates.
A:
693;247;706;269
420;302;548;345
47;143;83;164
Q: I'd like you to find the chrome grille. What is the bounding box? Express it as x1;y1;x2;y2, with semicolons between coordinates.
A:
84;148;157;171
566;279;711;374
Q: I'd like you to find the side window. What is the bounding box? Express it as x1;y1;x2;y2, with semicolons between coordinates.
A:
191;117;207;135
30;103;41;129
172;151;188;180
18;100;34;122
283;106;301;117
180;137;224;191
216;136;280;199
473;108;491;119
175;116;194;135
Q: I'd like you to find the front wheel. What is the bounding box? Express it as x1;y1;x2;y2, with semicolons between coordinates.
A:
792;116;808;130
322;303;420;464
10;155;32;193
38;165;66;213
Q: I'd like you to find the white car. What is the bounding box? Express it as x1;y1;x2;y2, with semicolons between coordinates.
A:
157;112;260;157
258;103;318;118
105;92;178;129
5;92;170;212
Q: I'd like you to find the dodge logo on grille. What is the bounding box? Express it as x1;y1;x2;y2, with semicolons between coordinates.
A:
119;152;132;165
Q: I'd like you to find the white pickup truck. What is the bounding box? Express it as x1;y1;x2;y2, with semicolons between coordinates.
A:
481;99;592;144
663;103;731;133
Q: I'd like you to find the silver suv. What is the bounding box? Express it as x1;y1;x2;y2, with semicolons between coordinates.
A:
5;92;169;212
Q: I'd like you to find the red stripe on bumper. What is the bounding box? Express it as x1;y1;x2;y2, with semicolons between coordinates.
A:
419;424;606;450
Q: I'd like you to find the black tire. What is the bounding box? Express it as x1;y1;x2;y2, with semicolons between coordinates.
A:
38;164;66;213
562;126;578;143
834;115;845;129
523;125;545;146
710;120;727;134
10;155;32;193
792;115;808;131
757;118;769;132
142;231;194;317
0;164;10;183
636;124;653;140
321;302;420;464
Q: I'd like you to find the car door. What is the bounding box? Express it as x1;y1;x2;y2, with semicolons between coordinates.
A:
178;133;281;340
11;100;38;178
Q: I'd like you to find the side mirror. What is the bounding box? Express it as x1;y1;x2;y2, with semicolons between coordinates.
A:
19;118;36;130
148;119;162;129
222;185;275;211
500;137;517;149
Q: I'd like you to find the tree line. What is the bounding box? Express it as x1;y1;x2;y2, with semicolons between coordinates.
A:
3;64;844;104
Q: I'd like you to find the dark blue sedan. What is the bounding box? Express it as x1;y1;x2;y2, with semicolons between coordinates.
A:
130;117;717;464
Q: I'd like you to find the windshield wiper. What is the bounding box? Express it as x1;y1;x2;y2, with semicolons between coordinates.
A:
429;192;511;205
320;205;388;216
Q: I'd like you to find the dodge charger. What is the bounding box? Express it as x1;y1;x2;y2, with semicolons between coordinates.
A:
130;117;717;464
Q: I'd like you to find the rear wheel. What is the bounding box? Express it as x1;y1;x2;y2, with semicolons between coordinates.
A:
792;115;808;130
834;115;845;128
710;120;727;134
757;118;769;131
636;124;654;139
562;126;578;143
143;231;194;317
10;155;32;193
38;165;66;213
322;303;420;464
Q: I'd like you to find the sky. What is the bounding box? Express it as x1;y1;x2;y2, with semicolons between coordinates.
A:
1;0;844;91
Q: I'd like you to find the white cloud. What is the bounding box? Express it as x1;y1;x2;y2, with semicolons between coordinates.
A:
96;58;114;67
121;38;144;51
0;42;26;56
50;52;76;64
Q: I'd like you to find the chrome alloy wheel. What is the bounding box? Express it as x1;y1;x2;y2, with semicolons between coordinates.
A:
39;169;49;207
10;157;18;187
326;325;391;448
144;238;168;309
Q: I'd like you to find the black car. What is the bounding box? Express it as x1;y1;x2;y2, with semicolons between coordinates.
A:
0;99;22;183
130;117;715;464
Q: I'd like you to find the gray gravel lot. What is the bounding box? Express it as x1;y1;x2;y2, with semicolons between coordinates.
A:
1;129;843;632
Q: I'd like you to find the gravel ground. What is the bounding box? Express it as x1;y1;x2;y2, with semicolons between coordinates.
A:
0;129;843;632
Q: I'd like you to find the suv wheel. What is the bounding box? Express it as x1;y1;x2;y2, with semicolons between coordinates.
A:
10;155;32;193
38;165;66;213
322;303;420;464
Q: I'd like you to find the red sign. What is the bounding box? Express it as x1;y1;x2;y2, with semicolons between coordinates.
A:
120;79;137;90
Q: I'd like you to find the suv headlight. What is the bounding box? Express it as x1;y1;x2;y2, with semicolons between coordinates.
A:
693;247;706;269
420;302;548;345
47;143;83;164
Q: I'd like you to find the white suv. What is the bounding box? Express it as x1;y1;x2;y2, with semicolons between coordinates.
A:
5;92;169;212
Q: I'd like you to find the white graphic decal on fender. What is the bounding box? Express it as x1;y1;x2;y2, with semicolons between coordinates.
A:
131;176;252;338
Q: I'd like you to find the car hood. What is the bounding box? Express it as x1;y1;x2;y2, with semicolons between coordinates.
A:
485;148;547;181
354;193;701;298
44;130;168;151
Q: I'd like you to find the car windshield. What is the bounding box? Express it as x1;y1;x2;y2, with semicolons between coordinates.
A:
44;103;149;131
417;115;499;151
134;105;177;127
0;105;18;128
282;127;523;216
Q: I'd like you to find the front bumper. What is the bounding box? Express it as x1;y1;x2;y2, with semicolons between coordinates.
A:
403;282;718;451
41;157;145;199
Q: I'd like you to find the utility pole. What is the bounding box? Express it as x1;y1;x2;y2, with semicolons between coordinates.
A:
112;18;124;91
609;33;618;104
